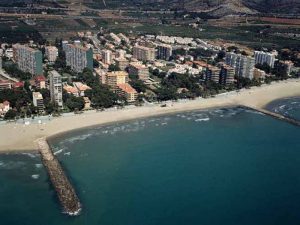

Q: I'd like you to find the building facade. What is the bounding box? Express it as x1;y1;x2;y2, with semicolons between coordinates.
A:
157;44;172;60
65;44;93;73
128;62;149;81
116;83;138;103
102;71;129;90
220;65;235;86
32;92;44;113
13;44;43;75
254;51;276;68
45;46;58;63
133;45;156;61
49;70;63;107
225;53;255;79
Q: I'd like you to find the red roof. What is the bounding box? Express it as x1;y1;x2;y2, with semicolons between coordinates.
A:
13;81;24;88
35;75;46;82
3;101;10;106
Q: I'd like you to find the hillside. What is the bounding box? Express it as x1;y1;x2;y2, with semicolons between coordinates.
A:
85;0;299;16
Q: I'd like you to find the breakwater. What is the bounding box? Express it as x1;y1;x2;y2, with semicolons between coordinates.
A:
37;138;81;216
243;105;300;127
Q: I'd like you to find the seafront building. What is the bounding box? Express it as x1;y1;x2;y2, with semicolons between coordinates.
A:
133;45;156;61
0;101;10;116
32;92;44;113
205;66;221;83
274;60;294;76
254;51;276;68
45;46;58;63
64;44;93;72
220;65;235;86
49;70;63;107
116;83;138;103
12;44;43;75
225;52;255;79
128;62;149;81
101;71;129;90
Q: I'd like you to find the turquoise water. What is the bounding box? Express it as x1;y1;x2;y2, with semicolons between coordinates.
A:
1;98;300;225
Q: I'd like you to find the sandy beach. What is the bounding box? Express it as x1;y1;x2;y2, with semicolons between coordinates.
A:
0;79;300;152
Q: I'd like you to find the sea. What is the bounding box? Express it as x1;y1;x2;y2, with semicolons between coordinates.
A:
1;97;300;225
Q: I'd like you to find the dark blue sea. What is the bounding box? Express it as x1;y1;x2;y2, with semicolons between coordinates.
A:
1;97;300;225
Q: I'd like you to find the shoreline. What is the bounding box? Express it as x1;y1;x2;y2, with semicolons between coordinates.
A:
1;79;300;153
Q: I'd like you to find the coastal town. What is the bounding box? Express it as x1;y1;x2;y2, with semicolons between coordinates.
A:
0;29;299;120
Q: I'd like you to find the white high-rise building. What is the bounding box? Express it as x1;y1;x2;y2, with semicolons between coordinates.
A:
102;50;112;65
254;51;276;68
45;46;58;63
49;70;63;107
226;52;255;79
12;44;43;75
64;44;93;73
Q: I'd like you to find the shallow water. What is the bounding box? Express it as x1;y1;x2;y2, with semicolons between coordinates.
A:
0;100;300;225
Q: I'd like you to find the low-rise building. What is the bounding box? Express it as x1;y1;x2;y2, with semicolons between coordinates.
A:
32;92;44;113
0;101;10;116
73;82;91;97
0;80;13;90
116;83;138;103
34;75;47;89
253;68;266;80
63;83;79;97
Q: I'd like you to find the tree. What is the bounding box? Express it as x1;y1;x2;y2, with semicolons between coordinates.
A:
4;110;17;120
85;85;120;108
129;80;147;93
65;95;85;111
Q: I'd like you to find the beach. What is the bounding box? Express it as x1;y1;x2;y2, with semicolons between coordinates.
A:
1;79;300;152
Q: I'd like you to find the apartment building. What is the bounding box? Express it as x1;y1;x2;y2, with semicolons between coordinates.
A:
128;62;149;81
12;44;43;75
133;45;156;61
49;70;63;107
45;46;58;63
64;44;93;72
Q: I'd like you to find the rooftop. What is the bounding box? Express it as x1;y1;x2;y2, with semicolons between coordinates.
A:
117;83;137;94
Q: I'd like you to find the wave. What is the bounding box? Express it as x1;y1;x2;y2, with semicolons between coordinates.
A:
31;174;40;179
21;153;37;158
35;163;43;169
195;118;210;122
